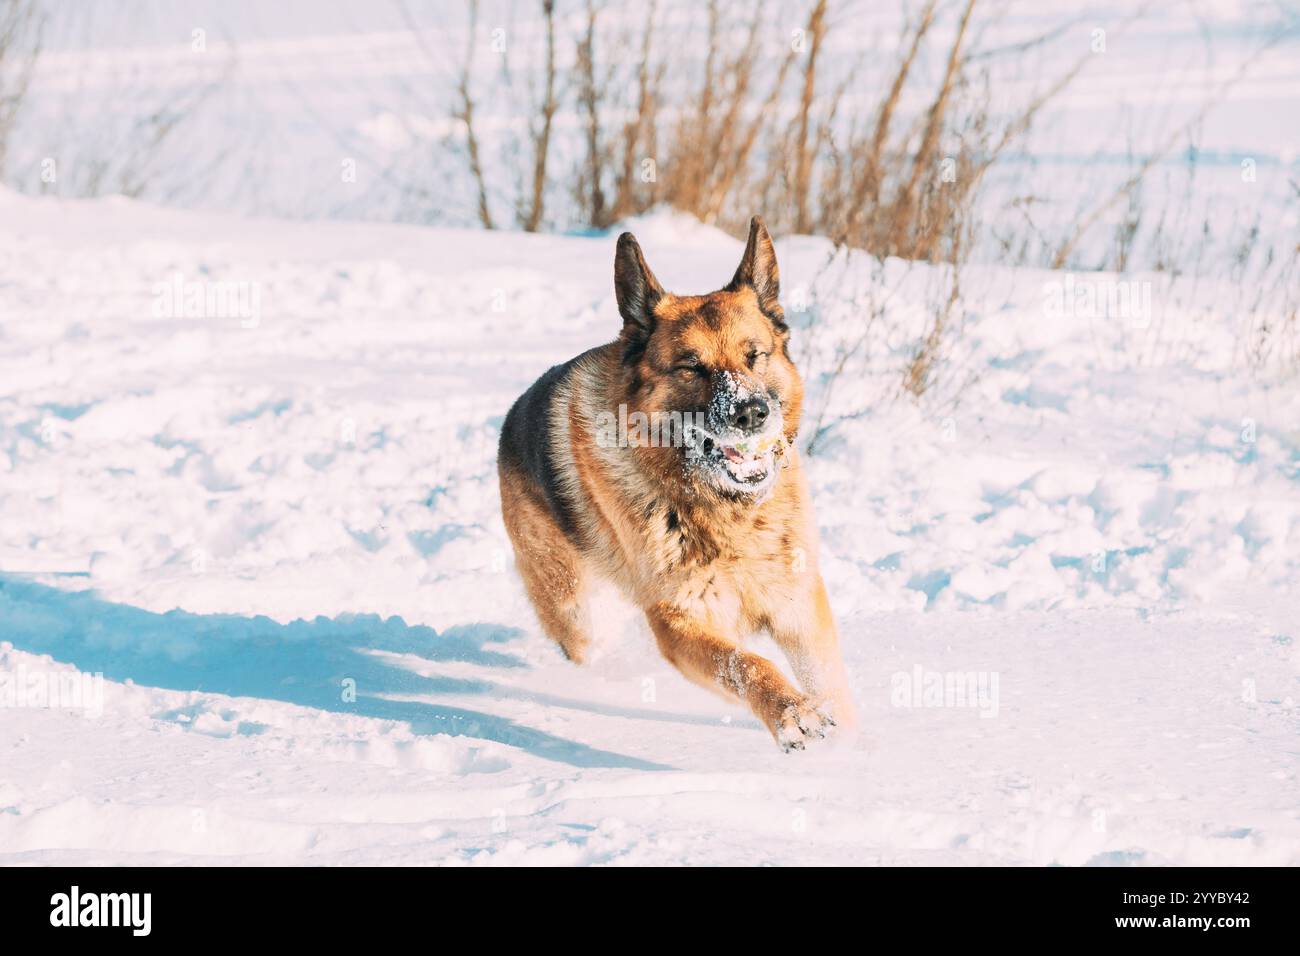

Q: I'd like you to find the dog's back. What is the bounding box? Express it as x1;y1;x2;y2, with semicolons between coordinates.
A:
498;347;604;542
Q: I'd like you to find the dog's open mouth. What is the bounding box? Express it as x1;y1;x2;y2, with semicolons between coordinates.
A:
719;435;781;482
687;427;783;489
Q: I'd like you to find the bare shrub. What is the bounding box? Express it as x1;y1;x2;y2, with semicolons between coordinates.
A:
436;0;1089;295
520;0;558;231
573;0;611;228
453;0;494;229
610;0;665;222
3;0;236;202
571;0;667;228
0;0;42;175
663;1;798;231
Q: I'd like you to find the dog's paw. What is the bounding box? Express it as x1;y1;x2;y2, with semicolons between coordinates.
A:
774;696;837;753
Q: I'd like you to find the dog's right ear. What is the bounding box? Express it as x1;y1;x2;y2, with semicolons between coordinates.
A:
614;232;663;344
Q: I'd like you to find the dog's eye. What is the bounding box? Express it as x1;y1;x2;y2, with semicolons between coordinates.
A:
675;364;707;380
748;351;770;369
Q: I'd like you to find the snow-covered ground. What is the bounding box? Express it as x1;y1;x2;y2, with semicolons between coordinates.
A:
1;188;1297;864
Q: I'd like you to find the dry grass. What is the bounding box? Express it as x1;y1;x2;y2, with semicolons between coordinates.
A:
7;0;1291;394
0;0;42;175
539;0;1075;403
453;0;494;229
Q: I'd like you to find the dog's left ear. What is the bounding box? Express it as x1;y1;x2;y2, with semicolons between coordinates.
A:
614;232;664;338
727;216;785;331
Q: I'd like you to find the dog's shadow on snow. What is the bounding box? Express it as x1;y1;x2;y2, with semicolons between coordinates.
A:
0;577;673;771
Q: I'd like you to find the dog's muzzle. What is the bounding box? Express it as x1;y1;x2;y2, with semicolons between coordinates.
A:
683;372;786;495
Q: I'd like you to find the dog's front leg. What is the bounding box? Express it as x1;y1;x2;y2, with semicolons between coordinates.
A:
768;575;857;736
646;602;835;751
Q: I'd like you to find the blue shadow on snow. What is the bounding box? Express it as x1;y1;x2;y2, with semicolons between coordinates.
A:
0;576;670;771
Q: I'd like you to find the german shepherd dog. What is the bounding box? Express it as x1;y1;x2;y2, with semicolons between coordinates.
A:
498;218;855;751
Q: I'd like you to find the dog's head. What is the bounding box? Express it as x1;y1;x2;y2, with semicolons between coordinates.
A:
613;217;802;498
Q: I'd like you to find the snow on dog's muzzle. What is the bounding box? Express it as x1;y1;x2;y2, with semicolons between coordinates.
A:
683;383;787;493
684;422;785;490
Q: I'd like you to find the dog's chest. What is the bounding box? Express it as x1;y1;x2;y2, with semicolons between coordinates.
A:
643;501;796;612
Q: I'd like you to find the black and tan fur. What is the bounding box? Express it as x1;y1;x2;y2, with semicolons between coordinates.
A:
498;218;854;751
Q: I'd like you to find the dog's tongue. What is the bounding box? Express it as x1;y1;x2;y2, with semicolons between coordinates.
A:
722;446;747;464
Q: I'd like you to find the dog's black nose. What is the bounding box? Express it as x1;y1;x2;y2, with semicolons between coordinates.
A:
729;397;769;433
